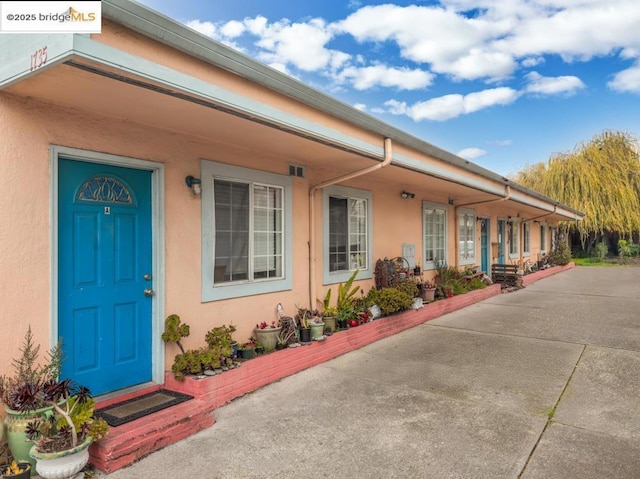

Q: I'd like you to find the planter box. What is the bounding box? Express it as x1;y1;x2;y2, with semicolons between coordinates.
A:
165;282;502;406
522;262;575;287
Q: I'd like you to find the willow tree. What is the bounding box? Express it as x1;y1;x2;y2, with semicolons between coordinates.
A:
512;130;640;251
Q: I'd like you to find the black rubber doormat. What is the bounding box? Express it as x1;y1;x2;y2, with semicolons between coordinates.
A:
96;389;194;427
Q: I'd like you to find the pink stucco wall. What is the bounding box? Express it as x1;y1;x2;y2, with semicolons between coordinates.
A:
0;92;554;377
0;20;557;381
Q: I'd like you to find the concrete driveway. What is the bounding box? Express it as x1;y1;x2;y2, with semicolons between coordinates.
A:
102;266;640;478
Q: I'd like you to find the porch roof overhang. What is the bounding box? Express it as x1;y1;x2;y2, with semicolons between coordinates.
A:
0;0;584;223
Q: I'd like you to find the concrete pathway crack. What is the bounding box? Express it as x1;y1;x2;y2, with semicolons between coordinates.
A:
517;343;587;478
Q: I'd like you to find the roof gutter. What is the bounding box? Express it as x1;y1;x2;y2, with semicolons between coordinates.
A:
309;138;393;308
101;0;583;219
522;206;557;223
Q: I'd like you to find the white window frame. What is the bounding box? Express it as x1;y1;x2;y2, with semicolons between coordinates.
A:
540;224;547;253
523;221;531;256
508;217;519;259
550;226;557;251
458;207;476;266
201;160;292;302
422;201;448;271
322;185;372;285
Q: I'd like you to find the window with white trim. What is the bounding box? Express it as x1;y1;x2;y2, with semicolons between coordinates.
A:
523;221;530;255
458;208;476;265
213;180;283;282
508;218;519;257
201;160;292;301
540;224;546;253
423;202;447;270
323;185;372;284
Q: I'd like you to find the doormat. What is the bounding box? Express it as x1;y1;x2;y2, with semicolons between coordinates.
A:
96;390;194;427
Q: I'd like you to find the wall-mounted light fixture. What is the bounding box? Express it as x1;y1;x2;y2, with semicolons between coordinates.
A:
401;190;415;199
185;175;202;195
448;197;455;205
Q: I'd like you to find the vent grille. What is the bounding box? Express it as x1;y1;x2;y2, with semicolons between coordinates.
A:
289;164;305;178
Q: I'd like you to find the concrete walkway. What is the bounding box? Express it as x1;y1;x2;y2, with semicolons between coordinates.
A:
102;266;640;478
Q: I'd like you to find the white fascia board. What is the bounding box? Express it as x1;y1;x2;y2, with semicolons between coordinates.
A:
69;35;384;161
0;33;76;87
392;152;507;197
509;189;584;221
509;189;555;213
102;0;582;219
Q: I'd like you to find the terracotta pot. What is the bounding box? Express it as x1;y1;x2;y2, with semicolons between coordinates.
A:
421;288;436;302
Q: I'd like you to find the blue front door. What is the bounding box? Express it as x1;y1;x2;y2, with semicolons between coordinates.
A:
58;159;153;396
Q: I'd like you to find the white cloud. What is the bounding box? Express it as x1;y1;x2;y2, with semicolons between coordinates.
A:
353;103;367;111
608;62;640;93
383;99;408;115
177;0;640;101
457;147;487;159
245;16;268;36
336;65;435;90
335;1;640;82
464;87;520;113
220;20;245;38
524;71;585;95
185;19;218;39
521;56;544;68
246;17;350;72
336;4;514;81
387;87;519;121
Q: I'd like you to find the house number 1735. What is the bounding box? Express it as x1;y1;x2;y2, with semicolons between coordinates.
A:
30;47;48;71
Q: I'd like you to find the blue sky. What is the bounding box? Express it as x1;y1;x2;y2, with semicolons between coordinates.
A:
136;0;640;176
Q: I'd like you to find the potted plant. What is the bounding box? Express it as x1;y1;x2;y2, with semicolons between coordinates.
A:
275;326;295;350
254;321;282;352
418;278;437;302
336;303;355;330
317;288;337;334
295;308;313;343
238;340;257;360
205;324;237;361
2;460;31;479
10;378;109;479
322;306;338;333
0;326;62;472
309;314;325;340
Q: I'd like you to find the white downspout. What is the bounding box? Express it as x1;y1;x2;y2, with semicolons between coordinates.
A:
308;138;393;308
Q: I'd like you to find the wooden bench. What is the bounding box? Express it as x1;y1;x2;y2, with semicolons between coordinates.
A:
491;264;522;287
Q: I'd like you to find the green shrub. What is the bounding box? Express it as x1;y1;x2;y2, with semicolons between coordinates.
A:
467;277;486;290
365;287;381;306
618;240;640;259
447;279;469;296
393;278;419;298
376;288;412;316
594;242;608;260
549;241;572;266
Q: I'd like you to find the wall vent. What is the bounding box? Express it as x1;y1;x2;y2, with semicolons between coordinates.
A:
289;164;305;178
